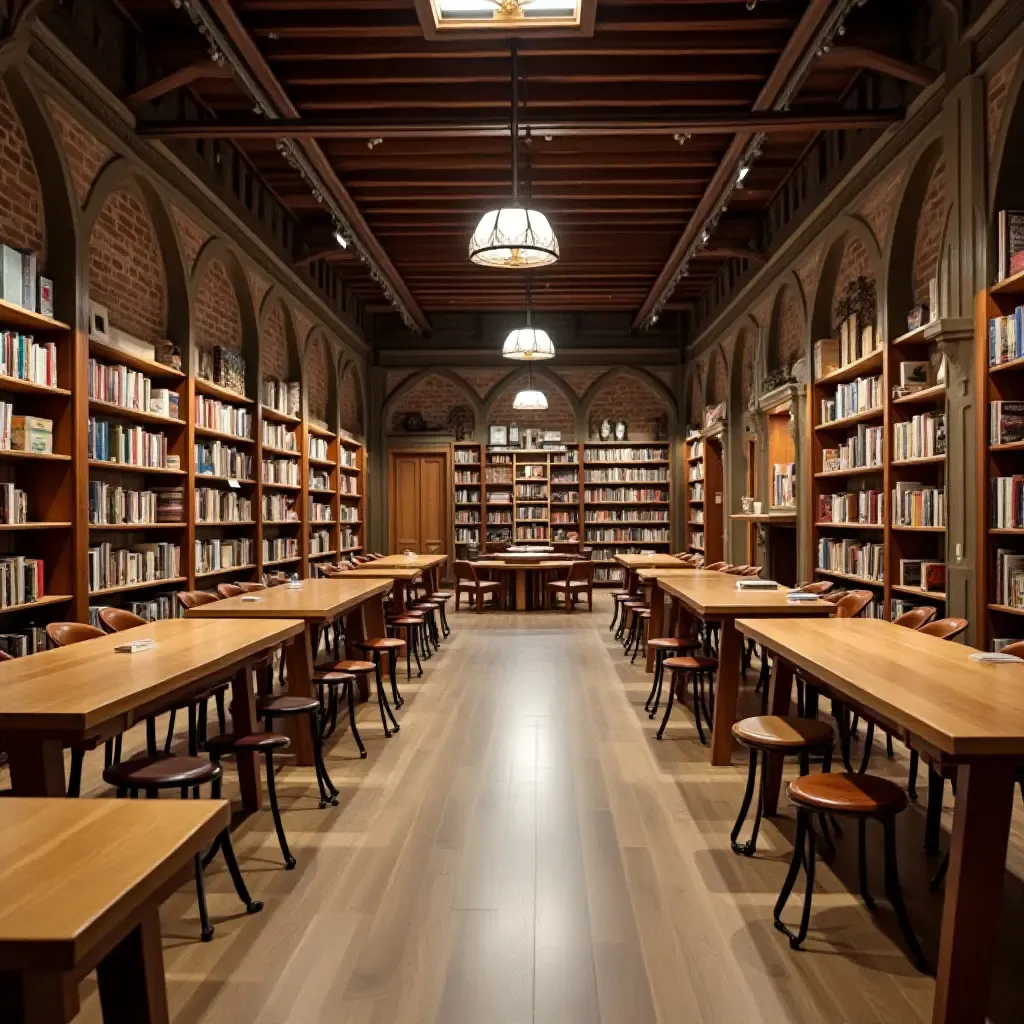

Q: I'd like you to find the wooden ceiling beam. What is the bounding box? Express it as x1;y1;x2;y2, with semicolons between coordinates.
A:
124;59;234;106
817;45;938;88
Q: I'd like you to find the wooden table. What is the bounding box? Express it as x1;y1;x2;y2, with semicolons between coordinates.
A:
0;799;228;1024
186;577;391;721
337;566;422;613
473;558;575;611
660;576;834;765
735;616;1024;1024
0;617;303;812
635;565;712;671
373;554;446;594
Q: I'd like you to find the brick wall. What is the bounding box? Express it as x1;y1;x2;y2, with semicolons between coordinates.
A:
171;207;209;274
247;267;272;316
490;371;575;438
340;364;362;434
193;257;242;354
587;371;669;441
261;300;290;380
777;287;804;369
46;99;110;207
305;333;329;421
832;237;873;329
556;367;606;397
708;351;728;404
0;83;45;264
913;158;946;309
857;165;905;250
88;189;165;343
385;370;414;397
987;51;1022;164
455;368;508;398
390;372;473;432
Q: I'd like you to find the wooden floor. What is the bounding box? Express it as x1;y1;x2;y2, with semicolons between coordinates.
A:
43;595;1024;1022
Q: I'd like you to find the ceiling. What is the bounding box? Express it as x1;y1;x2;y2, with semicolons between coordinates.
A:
122;0;921;333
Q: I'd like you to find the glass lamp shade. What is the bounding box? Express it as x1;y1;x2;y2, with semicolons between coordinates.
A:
469;207;559;268
502;326;555;360
512;387;548;411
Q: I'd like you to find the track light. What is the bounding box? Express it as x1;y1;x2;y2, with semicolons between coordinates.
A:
334;230;348;249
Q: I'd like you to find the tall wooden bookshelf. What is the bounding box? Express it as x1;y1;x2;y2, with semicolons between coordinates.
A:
550;447;580;551
307;421;339;573
338;434;365;557
685;433;704;557
453;440;483;557
514;450;550;543
259;396;302;576
484;448;514;550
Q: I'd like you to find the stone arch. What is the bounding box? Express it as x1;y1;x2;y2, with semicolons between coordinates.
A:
581;367;675;442
303;329;337;428
339;358;366;436
258;287;301;385
885;135;946;338
766;273;807;375
484;368;578;439
989;51;1024;217
82;159;187;348
386;368;482;434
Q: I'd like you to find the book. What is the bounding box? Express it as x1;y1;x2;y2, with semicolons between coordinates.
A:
923;562;946;592
37;276;53;318
899;559;925;587
906;305;929;332
0;245;22;306
814;339;840;378
899;361;931;388
998;209;1024;281
19;250;36;312
11;415;52;454
990;402;1024;446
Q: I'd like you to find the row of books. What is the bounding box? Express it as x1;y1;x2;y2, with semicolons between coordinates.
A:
485;469;513;484
262;378;301;417
584;528;670;543
339;527;360;550
341;477;360;497
894;412;946;460
338;507;359;523
488;491;512;504
817;491;883;525
195;538;253;574
814;324;880;377
1;332;57;387
822;424;883;472
690;482;704;501
198;346;246;397
195;489;252;524
551;511;578;524
583;447;668;462
551;490;579;502
309;436;330;462
594;567;626;584
455;527;480;544
454;448;478;464
487;511;513;524
0;556;43;607
690;511;704;524
262;422;297;452
87;542;180;592
517;464;546;479
584;510;669;522
310;470;331;491
454;471;480;484
263;537;298;562
309;529;333;555
263;494;297;521
991;476;1024;529
89;361;178;419
989;306;1024;366
515;526;548;540
263;458;299;486
996;209;1024;281
590;546;648;561
773;463;796;508
309;501;333;522
688;466;703;482
990;401;1024;446
892;483;945;528
454;511;481;524
455;489;478;503
88;483;182;525
0;246;47;314
551;473;578;484
821;375;883;424
89;594;179;628
690;531;704;549
195;395;251;439
196;442;251;479
584;488;669;503
89;418;168;468
583;468;668;483
0;625;47;657
995;548;1024;607
551;529;579;542
817;539;884;581
0;482;27;524
487;528;513;543
516;484;547;500
517;507;547;521
899;559;946;591
340;448;358;469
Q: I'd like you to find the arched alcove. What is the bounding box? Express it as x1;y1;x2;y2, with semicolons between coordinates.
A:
768;282;806;374
387;369;479;434
259;291;301;391
304;330;337;430
339;359;365;436
809;218;883;343
0;78;45;265
704;346;725;408
486;369;576;439
582;368;673;442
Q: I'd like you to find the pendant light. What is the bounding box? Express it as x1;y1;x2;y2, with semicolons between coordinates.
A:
469;46;559;269
512;365;548;410
503;282;555;360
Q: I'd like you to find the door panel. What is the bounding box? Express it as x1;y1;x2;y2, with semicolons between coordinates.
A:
419;455;447;555
391;454;422;551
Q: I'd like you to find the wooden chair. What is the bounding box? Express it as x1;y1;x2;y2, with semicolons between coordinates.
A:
547;560;595;612
96;607;147;633
797;581;833;595
217;583;243;599
453;560;504;611
893;606;937;629
917;617;968;641
705;561;729;571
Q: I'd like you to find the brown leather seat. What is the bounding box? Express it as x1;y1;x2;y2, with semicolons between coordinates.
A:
647;637;699;651
176;590;220;611
663;654;717;673
321;659;375;676
218;583;244;599
46;622;104;647
917;617;968;640
237;582;266;593
732;716;834;751
97;607;147;632
390;615;424;627
258;694;320;715
787;771;907;816
103;753;219;789
359;636;406;651
204;731;289;754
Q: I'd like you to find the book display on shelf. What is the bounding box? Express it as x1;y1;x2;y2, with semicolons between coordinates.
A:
452;442;483;556
337;436;365;556
685;433;704;555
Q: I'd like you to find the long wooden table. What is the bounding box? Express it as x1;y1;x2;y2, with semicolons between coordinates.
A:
473;558;575;610
335;566;422;613
186;577;391;718
372;554;446;595
735;616;1024;1024
635;564;707;670
0;799;228;1024
0;617;303;812
660;576;834;765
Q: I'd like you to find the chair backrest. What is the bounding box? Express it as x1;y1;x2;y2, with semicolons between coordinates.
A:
742;566;763;577
997;640;1024;658
218;583;244;599
176;590;220;611
353;555;372;564
798;581;833;595
822;588;849;604
893;606;937;630
723;564;747;575
46;622;105;648
453;560;477;584
265;572;289;587
705;561;728;571
917;617;969;641
372;552;385;558
237;582;266;592
833;590;874;618
364;553;379;561
97;607;147;633
0;648;11;661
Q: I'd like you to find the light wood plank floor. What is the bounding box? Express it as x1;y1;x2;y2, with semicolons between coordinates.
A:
33;596;1024;1022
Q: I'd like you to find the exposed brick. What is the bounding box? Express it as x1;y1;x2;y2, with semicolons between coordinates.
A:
88;189;165;343
261;300;290;380
794;244;822;307
247;266;272;315
390;372;475;432
490;371;575;438
171;206;209;274
832;237;874;330
778;287;804;369
340;364;362;435
688;370;704;425
45;98;110;207
707;350;728;405
454;368;508;398
385;370;415;397
555;367;606;397
857;164;905;251
913;158;946;308
193;257;241;354
304;332;328;421
752;293;774;331
587;371;670;441
0;83;44;264
987;51;1022;164
294;308;315;348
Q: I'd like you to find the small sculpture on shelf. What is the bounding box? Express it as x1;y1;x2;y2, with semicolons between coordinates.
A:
446;404;474;441
400;411;428;433
762;364;793;395
154;341;182;372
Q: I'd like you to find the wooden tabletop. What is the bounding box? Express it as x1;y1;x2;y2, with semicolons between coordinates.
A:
615;554;686;569
736;617;1024;757
0;799;228;971
660;576;835;617
0;617;303;735
185;578;390;621
473;559;574;570
373;554;447;569
333;567;423;580
637;567;716;581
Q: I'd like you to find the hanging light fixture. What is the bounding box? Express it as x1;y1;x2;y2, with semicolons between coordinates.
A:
469;46;559;269
512;365;548;410
503;282;555;360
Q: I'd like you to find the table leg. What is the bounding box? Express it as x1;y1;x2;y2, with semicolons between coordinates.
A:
931;759;1016;1024
710;617;740;766
393;579;407;614
646;580;665;672
515;570;526;611
283;629;315;768
96;907;169;1024
2;970;79;1024
762;656;795;816
4;737;67;797
229;664;263;811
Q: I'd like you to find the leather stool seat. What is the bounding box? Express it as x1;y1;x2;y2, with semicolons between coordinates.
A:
390;615;424;627
204;731;289;754
788;771;907;816
431;591;453;601
663;654;717;672
358;636;406;651
319;660;375;675
733;716;834;751
104;753;218;789
258;694;321;715
647;637;699;651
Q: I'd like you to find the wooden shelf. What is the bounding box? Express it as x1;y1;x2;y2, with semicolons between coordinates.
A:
90;339;185;380
988;603;1024;617
264;555;300;567
195;474;255;485
307;423;335;438
261;480;300;491
1;449;71;462
817;347;884;385
0;521;72;531
89;522;185;531
194;377;251;403
991;267;1024;295
890;324;934;346
990;440;1024;453
814;407;884;432
814;568;884;587
990;528;1024;535
892;455;946;467
0;594;73;614
308;456;334;468
989;354;1024;375
891;524;946;532
815;464;883;479
88;460;184;475
309;550;337;559
892;584;946;601
90;576;186;598
309;487;334;495
0;375;71;398
195;564;257;579
0;298;70;332
815;521;884;530
262;519;301;526
195;520;257;528
194;425;254;445
338;492;361;500
262;445;300;458
261;407;301;425
893;384;946;405
89;398;183;428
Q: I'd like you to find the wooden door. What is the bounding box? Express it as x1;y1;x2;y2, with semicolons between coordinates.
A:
388;450;451;559
418;454;447;554
391;454;422;551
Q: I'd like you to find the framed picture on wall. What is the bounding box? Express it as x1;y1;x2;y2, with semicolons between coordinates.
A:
508;424;520;445
489;424;508;446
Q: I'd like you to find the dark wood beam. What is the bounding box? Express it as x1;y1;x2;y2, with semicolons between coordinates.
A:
817;46;938;88
137;109;903;140
125;60;234;107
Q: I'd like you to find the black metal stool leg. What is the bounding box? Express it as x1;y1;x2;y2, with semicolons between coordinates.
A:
645;651;663;713
883;817;931;974
389;650;403;708
656;670;677;740
691;672;707;745
730;748;759;854
311;710;338;805
858;819;875;910
412;629;423;677
218;829;264;914
263;750;296;869
375;655;400;733
908;749;919;802
194;854;215;942
924;767;944;854
346;678;367;759
773;809;807;940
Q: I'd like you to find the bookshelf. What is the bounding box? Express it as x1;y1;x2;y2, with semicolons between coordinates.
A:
550;447;580;552
307;421;339;573
685;433;704;556
338;434;365;555
514;450;550;544
700;425;725;565
484;448;514;550
453;441;483;556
